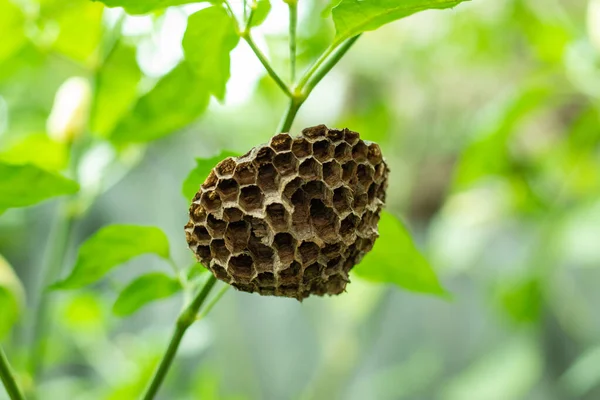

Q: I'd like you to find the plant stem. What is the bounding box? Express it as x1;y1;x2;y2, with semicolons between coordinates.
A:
27;207;76;380
278;96;305;133
0;346;25;400
242;33;292;98
142;275;217;400
302;35;361;94
296;45;335;91
288;0;298;83
196;284;229;321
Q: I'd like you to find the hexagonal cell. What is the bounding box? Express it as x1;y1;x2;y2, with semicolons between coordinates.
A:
193;225;211;243
310;199;338;242
232;282;254;292
373;163;386;184
302;124;327;139
291;192;311;237
279;261;300;283
224;220;250;253
257;164;279;192
201;170;218;189
273;232;296;264
200;190;222;212
283;177;304;203
356;164;374;189
223;207;244;223
353;193;368;214
298;241;319;264
340;214;359;239
215;157;236;178
255;271;275;286
228;254;254;281
302;263;322;283
355;237;375;253
210;239;229;262
341;161;357;184
367;142;383;165
206;214;227;238
278;284;299;298
291;137;312;158
333;186;352;214
344;129;360;145
325;256;342;275
303;181;326;201
247;216;269;239
367;183;378;204
212;264;231;281
273;152;298;176
270;133;292;152
352;141;368;162
298;158;321;180
216;178;239;202
326;128;344;142
325;274;348;295
247;234;274;271
322;243;342;260
196;245;211;263
376;183;387;203
234;161;257;186
357;212;376;236
266;203;289;231
322;160;342;186
189;203;207;223
334;142;352;162
260;286;276;296
312;139;334;162
239;185;264;212
254;146;275;166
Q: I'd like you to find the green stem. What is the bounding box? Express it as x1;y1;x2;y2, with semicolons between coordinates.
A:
302;35;361;94
142;275;217;400
196;284;229;321
295;45;335;91
278;96;305;133
288;0;298;83
242;33;292;98
0;346;25;400
27;207;76;380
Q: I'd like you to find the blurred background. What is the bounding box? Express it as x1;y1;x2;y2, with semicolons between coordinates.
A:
1;0;600;399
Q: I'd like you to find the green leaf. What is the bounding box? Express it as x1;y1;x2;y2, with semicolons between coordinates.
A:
250;0;271;27
113;272;181;317
52;1;104;63
182;151;239;201
0;255;25;339
91;43;142;137
182;6;240;101
96;0;202;15
54;225;170;289
0;133;69;171
353;211;447;296
0;162;79;210
110;61;211;144
332;0;471;47
0;0;27;64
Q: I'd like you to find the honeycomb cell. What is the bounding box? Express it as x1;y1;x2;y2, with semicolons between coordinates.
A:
274;232;296;264
201;192;221;213
273;152;297;176
270;133;292;152
216;178;239;202
312;140;334;162
352;141;368;162
225;220;250;253
215;157;236;178
185;124;388;300
302;124;327;139
299;158;321;180
206;214;227;238
322;161;342;186
228;254;254;281
234;161;257;186
239;185;264;212
257;164;279;192
266;203;289;231
291;137;311;158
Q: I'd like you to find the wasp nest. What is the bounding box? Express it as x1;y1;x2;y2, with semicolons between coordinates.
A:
185;125;389;300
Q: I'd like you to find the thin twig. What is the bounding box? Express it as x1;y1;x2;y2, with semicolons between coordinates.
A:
288;0;298;83
0;346;25;400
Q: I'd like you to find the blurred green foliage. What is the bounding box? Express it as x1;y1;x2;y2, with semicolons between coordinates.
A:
0;0;600;399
